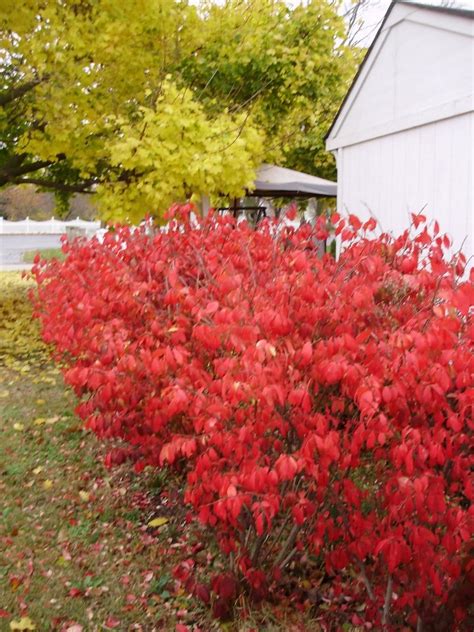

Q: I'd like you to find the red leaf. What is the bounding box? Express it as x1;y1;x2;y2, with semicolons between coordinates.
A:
405;450;414;475
300;341;313;366
286;203;297;220
255;513;265;536
411;212;426;229
387;541;401;573
105;617;121;629
275;454;298;481
194;583;211;604
348;214;362;231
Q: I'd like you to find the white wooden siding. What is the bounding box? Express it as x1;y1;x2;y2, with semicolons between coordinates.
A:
336;111;474;260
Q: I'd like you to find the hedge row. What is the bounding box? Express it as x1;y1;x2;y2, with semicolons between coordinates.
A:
32;207;473;628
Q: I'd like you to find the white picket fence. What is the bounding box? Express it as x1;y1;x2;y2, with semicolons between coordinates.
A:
0;216;101;235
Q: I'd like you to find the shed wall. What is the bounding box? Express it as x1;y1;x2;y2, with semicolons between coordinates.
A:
336;111;474;260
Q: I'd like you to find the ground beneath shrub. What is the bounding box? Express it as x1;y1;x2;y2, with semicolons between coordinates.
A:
0;273;351;631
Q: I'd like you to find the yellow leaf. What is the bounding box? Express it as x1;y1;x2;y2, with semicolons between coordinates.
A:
10;618;36;631
33;418;45;426
41;377;56;385
147;517;169;528
36;399;45;405
46;416;59;425
0;390;9;398
13;423;25;431
43;479;53;490
33;466;43;475
79;490;90;502
56;555;70;566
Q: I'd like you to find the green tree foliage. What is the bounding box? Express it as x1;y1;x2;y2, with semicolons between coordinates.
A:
0;1;359;222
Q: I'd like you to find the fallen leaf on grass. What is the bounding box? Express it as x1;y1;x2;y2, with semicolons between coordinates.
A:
9;618;36;630
9;575;23;590
13;423;24;431
56;556;70;567
40;377;56;385
0;389;9;398
147;517;169;528
79;491;90;502
33;418;45;426
32;466;43;475
43;479;53;490
104;616;121;629
65;625;83;632
61;548;72;561
143;571;154;582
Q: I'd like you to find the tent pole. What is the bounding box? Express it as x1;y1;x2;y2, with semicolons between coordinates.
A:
232;197;239;219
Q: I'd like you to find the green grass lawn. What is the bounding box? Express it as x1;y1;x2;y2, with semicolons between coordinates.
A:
23;248;65;264
1;272;332;632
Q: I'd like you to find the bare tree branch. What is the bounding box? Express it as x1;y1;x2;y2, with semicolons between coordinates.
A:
0;79;42;107
0;157;56;182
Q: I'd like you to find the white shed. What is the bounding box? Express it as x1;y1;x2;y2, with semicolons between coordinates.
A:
326;1;474;260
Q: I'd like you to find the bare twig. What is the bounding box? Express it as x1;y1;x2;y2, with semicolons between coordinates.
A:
382;574;393;626
275;523;300;568
197;68;219;100
279;546;298;570
0;78;42;106
259;508;292;565
357;558;375;601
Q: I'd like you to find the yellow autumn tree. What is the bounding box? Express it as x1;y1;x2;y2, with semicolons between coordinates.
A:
0;1;358;222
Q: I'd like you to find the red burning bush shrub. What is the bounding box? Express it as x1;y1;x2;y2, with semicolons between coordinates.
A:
31;207;473;628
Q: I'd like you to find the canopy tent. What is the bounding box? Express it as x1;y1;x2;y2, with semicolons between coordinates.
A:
249;163;337;198
201;163;337;217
